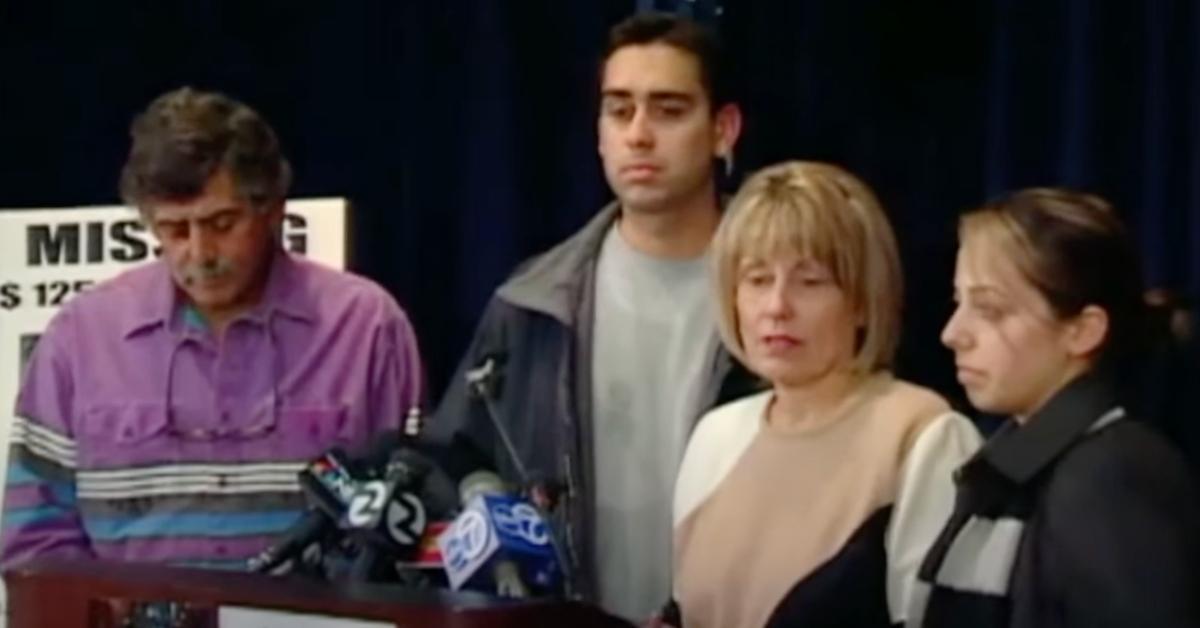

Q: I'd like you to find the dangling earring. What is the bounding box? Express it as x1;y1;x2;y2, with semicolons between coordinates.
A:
721;152;734;178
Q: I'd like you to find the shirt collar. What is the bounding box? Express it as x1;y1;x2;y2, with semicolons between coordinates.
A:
122;249;317;338
975;370;1122;485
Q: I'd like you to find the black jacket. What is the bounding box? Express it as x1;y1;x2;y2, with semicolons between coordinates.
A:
426;203;759;601
912;373;1200;628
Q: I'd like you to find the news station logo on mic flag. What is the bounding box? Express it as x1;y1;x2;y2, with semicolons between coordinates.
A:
303;451;360;515
438;493;558;592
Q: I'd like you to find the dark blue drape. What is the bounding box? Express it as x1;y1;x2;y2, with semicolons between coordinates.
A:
1;0;1196;411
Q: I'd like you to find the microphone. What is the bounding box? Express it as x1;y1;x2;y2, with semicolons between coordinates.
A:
343;450;430;574
250;431;443;577
245;509;330;574
437;471;560;597
464;357;529;483
247;447;361;573
456;471;527;597
340;436;468;584
463;355;576;597
341;443;450;582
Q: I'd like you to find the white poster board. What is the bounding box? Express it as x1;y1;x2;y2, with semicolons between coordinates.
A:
219;606;393;628
0;198;348;622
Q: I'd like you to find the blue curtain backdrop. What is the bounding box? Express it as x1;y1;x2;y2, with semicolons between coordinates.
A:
1;0;1196;415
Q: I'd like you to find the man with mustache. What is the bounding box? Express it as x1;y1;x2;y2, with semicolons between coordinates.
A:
428;13;749;621
1;88;423;569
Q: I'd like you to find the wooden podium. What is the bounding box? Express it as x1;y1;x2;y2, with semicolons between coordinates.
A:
4;558;634;627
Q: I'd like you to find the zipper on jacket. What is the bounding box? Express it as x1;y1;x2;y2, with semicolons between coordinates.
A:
560;451;583;598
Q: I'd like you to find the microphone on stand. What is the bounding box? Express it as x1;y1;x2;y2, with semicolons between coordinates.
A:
463;355;576;597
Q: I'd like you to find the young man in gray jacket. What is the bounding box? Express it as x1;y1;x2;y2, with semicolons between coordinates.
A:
429;13;752;620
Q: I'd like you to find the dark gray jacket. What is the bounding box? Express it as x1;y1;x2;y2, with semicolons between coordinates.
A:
427;203;758;601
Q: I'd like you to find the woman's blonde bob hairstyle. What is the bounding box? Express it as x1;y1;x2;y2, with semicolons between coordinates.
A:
711;161;903;374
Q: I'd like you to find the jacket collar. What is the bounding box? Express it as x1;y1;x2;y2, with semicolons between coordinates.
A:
495;202;620;326
977;371;1122;485
496;196;731;326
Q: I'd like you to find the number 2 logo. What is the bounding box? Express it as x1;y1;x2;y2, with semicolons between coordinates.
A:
346;481;389;527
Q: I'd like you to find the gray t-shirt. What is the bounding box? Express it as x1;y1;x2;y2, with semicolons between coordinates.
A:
591;223;718;620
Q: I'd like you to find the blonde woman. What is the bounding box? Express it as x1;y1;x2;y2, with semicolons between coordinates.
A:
667;162;980;628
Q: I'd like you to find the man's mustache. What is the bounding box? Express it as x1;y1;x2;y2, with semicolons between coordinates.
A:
179;258;236;285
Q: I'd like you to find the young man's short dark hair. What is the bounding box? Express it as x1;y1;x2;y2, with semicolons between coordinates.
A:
601;12;732;111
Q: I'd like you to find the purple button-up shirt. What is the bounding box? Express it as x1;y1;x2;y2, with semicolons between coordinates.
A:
2;250;423;568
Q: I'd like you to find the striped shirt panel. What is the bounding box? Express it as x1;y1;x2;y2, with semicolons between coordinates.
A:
4;431;309;565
